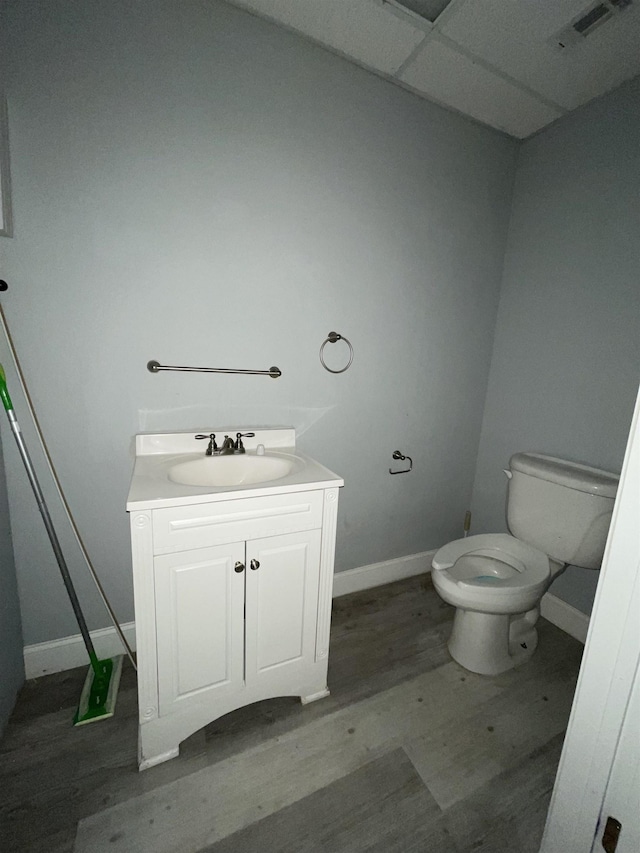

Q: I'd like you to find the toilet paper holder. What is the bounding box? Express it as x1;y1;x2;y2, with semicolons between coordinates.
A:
389;450;412;475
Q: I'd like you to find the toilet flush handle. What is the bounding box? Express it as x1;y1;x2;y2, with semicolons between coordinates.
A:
503;469;513;479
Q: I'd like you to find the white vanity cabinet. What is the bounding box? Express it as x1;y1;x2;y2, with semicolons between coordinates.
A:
127;436;342;771
153;529;322;715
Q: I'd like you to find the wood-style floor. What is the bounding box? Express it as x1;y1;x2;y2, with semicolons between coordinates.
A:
0;575;583;852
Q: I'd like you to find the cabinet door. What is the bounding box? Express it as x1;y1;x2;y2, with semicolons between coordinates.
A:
154;543;245;714
245;529;321;686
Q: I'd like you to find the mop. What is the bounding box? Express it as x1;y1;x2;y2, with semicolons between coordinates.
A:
0;362;124;725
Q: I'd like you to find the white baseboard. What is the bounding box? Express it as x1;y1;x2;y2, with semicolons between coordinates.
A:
22;559;586;677
23;551;436;678
23;622;136;679
332;550;435;598
540;593;589;644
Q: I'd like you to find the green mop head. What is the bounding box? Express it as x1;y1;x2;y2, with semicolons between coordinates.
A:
74;655;124;726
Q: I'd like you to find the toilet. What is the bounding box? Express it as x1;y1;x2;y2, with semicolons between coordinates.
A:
431;452;619;675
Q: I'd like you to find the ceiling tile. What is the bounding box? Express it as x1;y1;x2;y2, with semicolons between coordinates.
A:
440;0;640;110
400;38;564;138
231;0;426;75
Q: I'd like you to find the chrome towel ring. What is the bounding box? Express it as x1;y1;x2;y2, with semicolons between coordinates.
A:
319;331;354;374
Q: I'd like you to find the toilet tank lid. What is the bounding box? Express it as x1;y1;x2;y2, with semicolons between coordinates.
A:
509;452;619;498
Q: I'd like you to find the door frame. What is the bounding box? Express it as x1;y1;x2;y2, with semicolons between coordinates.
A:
540;383;640;852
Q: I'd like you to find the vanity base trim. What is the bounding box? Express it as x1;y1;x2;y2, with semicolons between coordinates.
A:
138;663;330;771
300;688;330;705
138;746;180;772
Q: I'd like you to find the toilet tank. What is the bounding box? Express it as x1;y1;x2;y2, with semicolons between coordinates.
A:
506;452;619;569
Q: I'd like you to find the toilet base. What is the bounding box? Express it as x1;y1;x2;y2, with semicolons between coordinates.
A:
448;607;539;675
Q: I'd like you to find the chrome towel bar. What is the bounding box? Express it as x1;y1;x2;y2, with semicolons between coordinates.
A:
147;360;282;379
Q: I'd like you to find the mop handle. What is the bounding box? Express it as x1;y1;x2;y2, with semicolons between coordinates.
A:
0;307;135;669
0;364;101;674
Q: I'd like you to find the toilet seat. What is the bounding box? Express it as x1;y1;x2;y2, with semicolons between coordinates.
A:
431;533;551;614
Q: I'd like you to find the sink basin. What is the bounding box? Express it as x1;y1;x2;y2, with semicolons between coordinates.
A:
168;453;297;488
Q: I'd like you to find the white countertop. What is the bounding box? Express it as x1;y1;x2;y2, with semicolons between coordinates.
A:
126;428;344;511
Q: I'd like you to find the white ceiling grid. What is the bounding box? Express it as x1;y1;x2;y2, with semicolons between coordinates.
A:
399;37;564;138
227;0;640;138
440;0;640;111
230;0;426;73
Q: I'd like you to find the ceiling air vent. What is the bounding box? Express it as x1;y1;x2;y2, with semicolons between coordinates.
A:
574;3;613;33
552;0;633;48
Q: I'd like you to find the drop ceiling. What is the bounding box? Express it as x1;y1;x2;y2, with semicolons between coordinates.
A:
225;0;640;138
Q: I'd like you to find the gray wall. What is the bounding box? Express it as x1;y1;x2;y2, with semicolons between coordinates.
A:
0;432;24;734
1;0;516;645
471;77;640;615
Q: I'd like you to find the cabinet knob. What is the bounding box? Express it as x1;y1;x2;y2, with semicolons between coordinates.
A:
234;561;245;573
250;559;260;571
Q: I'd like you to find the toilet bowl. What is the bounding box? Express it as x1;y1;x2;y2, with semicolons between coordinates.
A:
431;533;565;674
431;452;618;676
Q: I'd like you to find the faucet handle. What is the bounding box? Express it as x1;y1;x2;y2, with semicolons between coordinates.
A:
195;433;217;455
234;432;255;453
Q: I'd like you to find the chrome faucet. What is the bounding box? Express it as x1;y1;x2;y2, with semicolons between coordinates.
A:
195;431;256;455
219;435;236;455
